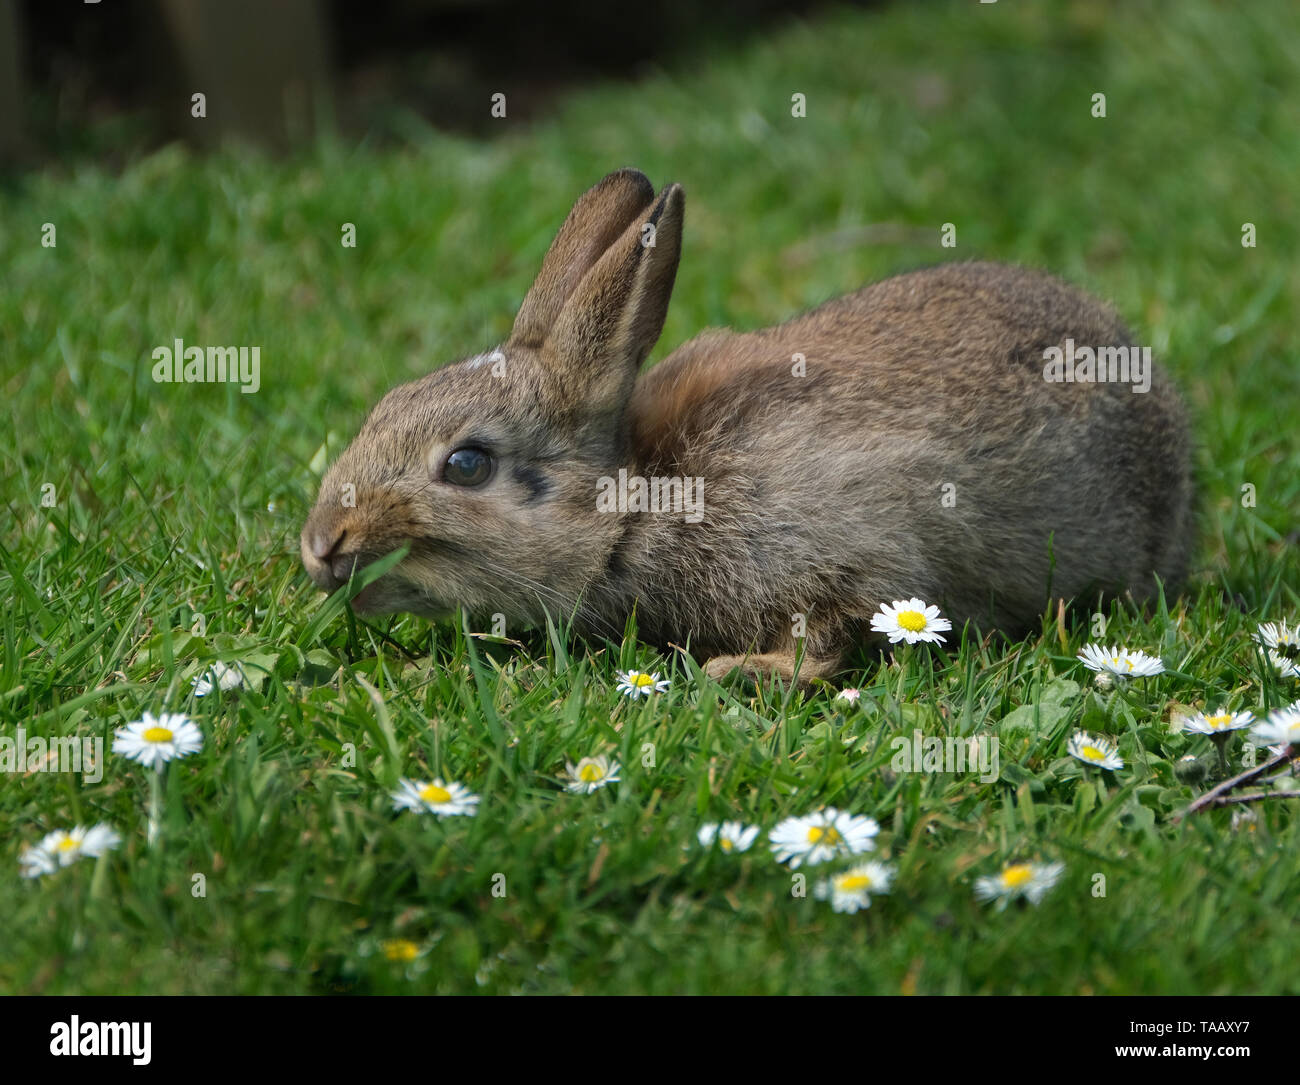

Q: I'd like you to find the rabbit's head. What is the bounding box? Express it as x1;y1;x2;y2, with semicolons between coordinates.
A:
300;169;684;626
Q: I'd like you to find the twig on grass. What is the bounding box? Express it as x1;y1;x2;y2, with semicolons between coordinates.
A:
1175;748;1299;820
1213;790;1300;807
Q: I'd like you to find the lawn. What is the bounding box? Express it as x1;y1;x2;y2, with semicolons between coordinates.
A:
1;0;1298;995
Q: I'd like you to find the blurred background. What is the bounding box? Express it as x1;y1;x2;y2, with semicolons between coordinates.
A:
1;0;876;163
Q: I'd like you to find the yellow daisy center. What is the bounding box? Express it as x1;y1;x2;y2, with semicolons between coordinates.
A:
579;763;604;782
897;610;927;632
807;825;841;845
419;784;452;804
631;673;655;688
382;939;420;962
1205;713;1232;730
1082;745;1107;761
1002;864;1034;888
839;874;872;891
56;837;79;852
142;726;174;743
720;838;734;851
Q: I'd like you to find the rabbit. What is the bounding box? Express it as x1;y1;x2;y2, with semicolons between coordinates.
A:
301;167;1193;685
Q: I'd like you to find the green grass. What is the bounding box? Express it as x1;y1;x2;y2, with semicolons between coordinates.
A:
2;0;1299;994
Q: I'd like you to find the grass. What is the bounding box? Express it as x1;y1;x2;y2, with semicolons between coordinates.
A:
1;0;1298;994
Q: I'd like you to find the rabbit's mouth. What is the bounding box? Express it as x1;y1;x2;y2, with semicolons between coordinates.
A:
348;573;453;622
302;526;439;618
349;579;416;617
349;581;383;614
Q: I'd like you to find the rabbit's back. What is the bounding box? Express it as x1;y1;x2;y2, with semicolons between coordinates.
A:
625;262;1191;643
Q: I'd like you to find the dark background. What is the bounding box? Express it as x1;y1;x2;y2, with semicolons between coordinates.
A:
2;0;881;164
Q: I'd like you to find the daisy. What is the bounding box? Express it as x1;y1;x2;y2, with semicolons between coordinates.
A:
1266;650;1300;680
192;661;245;697
1250;702;1300;749
870;598;951;645
813;860;895;914
616;670;670;698
974;861;1064;910
1182;709;1255;736
1231;808;1257;833
564;754;620;794
390;777;480;817
1255;621;1300;658
18;845;58;880
381;939;423;963
697;821;761;854
835;688;862;705
19;823;121;879
1067;731;1124;771
112;712;203;767
769;807;879;868
1077;643;1165;679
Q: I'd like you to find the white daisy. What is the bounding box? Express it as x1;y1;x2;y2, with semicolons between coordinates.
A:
813;860;895;914
835;688;862;705
1077;643;1165;678
1067;731;1124;771
18;845;57;879
974;861;1064;910
19;823;121;879
564;754;620;794
192;661;245;697
1255;620;1300;657
112;712;203;767
1182;709;1255;736
769;807;879;868
1267;650;1300;680
870;598;951;645
615;670;670;698
1250;703;1300;749
697;821;761;854
390;777;480;817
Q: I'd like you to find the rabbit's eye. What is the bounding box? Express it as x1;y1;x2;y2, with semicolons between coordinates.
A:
442;447;494;487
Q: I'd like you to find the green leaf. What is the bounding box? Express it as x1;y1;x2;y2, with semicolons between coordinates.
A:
999;701;1072;734
133;629;202;670
1041;678;1082;703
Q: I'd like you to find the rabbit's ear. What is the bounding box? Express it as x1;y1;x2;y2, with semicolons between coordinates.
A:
509;169;656;348
541;181;684;411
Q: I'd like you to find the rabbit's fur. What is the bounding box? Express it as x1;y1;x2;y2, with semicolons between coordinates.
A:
302;168;1192;684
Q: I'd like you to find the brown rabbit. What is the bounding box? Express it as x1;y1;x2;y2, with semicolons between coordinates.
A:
301;168;1193;684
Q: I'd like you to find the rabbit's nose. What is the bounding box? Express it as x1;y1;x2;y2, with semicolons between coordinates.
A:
308;526;346;562
301;523;348;590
